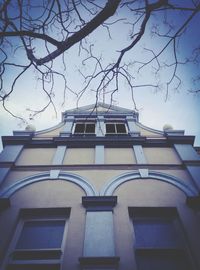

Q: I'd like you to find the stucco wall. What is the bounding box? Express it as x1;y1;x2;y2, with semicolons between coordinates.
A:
15;148;55;165
63;148;95;164
105;148;136;164
143;147;182;164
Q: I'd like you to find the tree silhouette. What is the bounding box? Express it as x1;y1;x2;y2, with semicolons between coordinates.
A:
0;0;200;121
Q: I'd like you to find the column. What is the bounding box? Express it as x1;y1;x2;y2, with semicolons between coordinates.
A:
60;116;74;137
96;116;105;137
126;116;140;136
79;196;119;269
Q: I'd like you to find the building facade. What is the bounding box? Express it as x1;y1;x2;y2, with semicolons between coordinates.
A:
0;103;200;270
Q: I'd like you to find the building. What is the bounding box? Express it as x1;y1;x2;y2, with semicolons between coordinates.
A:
0;102;200;270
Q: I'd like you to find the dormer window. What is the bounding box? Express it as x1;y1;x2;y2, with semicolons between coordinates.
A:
74;123;95;134
106;123;127;134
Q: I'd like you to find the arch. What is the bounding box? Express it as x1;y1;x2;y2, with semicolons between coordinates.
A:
0;171;97;198
100;170;198;197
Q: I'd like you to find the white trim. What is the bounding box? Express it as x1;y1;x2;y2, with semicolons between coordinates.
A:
100;170;198;196
0;171;97;198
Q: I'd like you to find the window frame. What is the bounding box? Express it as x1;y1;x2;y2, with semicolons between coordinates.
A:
129;207;194;270
74;122;96;135
5;208;70;270
105;122;127;135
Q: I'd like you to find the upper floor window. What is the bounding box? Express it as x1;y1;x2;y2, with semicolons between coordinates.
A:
74;123;95;134
106;123;127;134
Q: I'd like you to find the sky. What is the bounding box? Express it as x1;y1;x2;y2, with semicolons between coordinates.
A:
0;0;200;150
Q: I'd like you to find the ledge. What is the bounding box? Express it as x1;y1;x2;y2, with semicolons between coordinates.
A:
79;256;120;267
82;196;117;211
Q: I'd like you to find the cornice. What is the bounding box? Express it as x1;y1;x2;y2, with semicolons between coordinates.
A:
1;134;195;148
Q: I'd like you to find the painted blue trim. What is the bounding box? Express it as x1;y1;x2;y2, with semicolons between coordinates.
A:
100;170;198;197
0;171;97;198
133;145;147;164
96;116;105;137
95;145;104;164
174;144;200;161
0;145;23;163
0;167;10;186
52;146;67;165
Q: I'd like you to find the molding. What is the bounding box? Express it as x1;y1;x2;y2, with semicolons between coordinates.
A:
34;122;64;136
100;170;198;197
82;196;117;211
0;171;97;198
79;256;120;267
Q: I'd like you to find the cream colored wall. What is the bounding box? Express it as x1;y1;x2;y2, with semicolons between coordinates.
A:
35;126;63;137
0;180;85;270
63;148;95;164
105;148;136;164
144;147;182;164
0;170;41;189
137;126;163;137
113;180;200;270
15;148;55;166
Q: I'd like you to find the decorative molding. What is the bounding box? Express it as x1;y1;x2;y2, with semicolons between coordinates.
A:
139;169;149;178
82;196;117;211
79;256;120;267
50;170;60;179
100;170;198;197
0;171;97;198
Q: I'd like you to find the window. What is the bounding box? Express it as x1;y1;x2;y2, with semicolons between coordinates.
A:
74;123;95;134
129;208;193;270
106;123;127;134
6;208;70;270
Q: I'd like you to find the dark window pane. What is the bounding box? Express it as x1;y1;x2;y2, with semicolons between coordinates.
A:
74;124;85;133
85;124;95;133
106;124;116;133
136;251;190;270
133;218;181;248
116;124;126;133
16;220;65;249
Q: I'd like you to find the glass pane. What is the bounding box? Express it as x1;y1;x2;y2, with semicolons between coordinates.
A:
16;220;65;249
116;124;126;133
133;218;181;248
106;124;115;133
136;251;190;270
85;124;95;133
74;124;85;133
